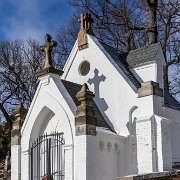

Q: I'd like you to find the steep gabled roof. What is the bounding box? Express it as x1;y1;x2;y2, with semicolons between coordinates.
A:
164;90;180;111
125;43;161;67
61;80;113;130
98;41;180;111
99;42;141;89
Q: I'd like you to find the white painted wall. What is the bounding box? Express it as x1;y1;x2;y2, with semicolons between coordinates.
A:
131;63;156;84
62;34;180;176
63;35;140;137
163;107;180;166
20;74;76;180
130;44;165;89
74;128;128;180
13;33;180;180
11;145;21;180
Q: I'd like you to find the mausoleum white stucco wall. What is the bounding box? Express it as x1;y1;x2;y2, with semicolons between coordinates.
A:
11;32;180;180
74;127;128;180
20;74;76;180
63;35;141;136
61;34;180;176
130;44;165;89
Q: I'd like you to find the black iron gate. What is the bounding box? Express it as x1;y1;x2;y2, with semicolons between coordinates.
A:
30;132;65;180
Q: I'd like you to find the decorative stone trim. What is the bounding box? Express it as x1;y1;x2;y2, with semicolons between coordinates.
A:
78;13;94;50
78;29;89;50
35;67;64;78
75;83;97;136
138;81;163;98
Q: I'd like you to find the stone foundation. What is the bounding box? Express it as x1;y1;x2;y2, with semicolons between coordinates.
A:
116;171;180;180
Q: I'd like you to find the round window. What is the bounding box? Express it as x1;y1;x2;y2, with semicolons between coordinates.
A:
79;61;90;76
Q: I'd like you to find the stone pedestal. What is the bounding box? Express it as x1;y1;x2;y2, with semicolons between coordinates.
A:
11;103;27;180
74;83;97;180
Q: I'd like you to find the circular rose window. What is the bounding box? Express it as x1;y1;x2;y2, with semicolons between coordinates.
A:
79;60;90;76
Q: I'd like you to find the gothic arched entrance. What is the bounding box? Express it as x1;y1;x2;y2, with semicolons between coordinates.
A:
30;132;65;180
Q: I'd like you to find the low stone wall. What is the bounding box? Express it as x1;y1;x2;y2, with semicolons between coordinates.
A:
116;171;180;180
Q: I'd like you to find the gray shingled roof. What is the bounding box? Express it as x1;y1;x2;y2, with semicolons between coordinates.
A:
125;43;160;67
164;90;180;111
99;42;141;89
99;41;180;111
61;80;113;130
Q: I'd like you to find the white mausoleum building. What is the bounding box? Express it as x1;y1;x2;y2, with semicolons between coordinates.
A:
11;13;180;180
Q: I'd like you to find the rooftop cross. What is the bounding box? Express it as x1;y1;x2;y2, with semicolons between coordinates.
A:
40;34;57;69
78;13;94;50
78;13;94;33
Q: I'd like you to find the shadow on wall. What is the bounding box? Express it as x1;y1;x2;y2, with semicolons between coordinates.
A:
88;68;115;131
126;106;138;174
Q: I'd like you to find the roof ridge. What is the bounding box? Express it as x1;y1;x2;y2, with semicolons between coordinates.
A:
98;40;141;89
129;42;160;54
164;90;180;111
97;39;121;53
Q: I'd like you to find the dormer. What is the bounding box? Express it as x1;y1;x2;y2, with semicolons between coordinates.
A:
126;43;165;89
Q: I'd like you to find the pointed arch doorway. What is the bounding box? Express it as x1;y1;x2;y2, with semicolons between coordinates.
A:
29;132;65;180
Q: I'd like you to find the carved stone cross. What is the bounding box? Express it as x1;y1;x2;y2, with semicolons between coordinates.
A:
40;34;57;69
78;13;94;33
78;13;94;50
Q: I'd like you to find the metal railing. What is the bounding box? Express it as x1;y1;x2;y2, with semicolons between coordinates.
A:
29;132;65;180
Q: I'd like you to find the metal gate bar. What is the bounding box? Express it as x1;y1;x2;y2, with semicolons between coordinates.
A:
30;132;65;180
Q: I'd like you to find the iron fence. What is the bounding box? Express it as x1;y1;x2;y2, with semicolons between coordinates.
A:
29;132;65;180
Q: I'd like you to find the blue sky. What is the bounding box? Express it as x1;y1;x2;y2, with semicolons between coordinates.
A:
0;0;73;42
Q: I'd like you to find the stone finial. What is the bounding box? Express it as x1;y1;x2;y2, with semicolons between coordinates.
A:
78;13;94;50
76;83;94;102
11;103;27;146
40;34;57;69
75;83;97;136
138;81;163;98
78;13;94;33
13;102;27;118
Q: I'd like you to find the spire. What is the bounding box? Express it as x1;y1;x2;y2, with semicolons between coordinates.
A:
78;13;94;51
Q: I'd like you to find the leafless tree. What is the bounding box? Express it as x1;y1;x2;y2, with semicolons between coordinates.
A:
0;0;179;129
0;39;43;130
69;0;180;94
56;15;79;68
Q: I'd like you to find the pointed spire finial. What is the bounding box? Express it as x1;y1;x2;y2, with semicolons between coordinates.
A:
76;83;94;102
